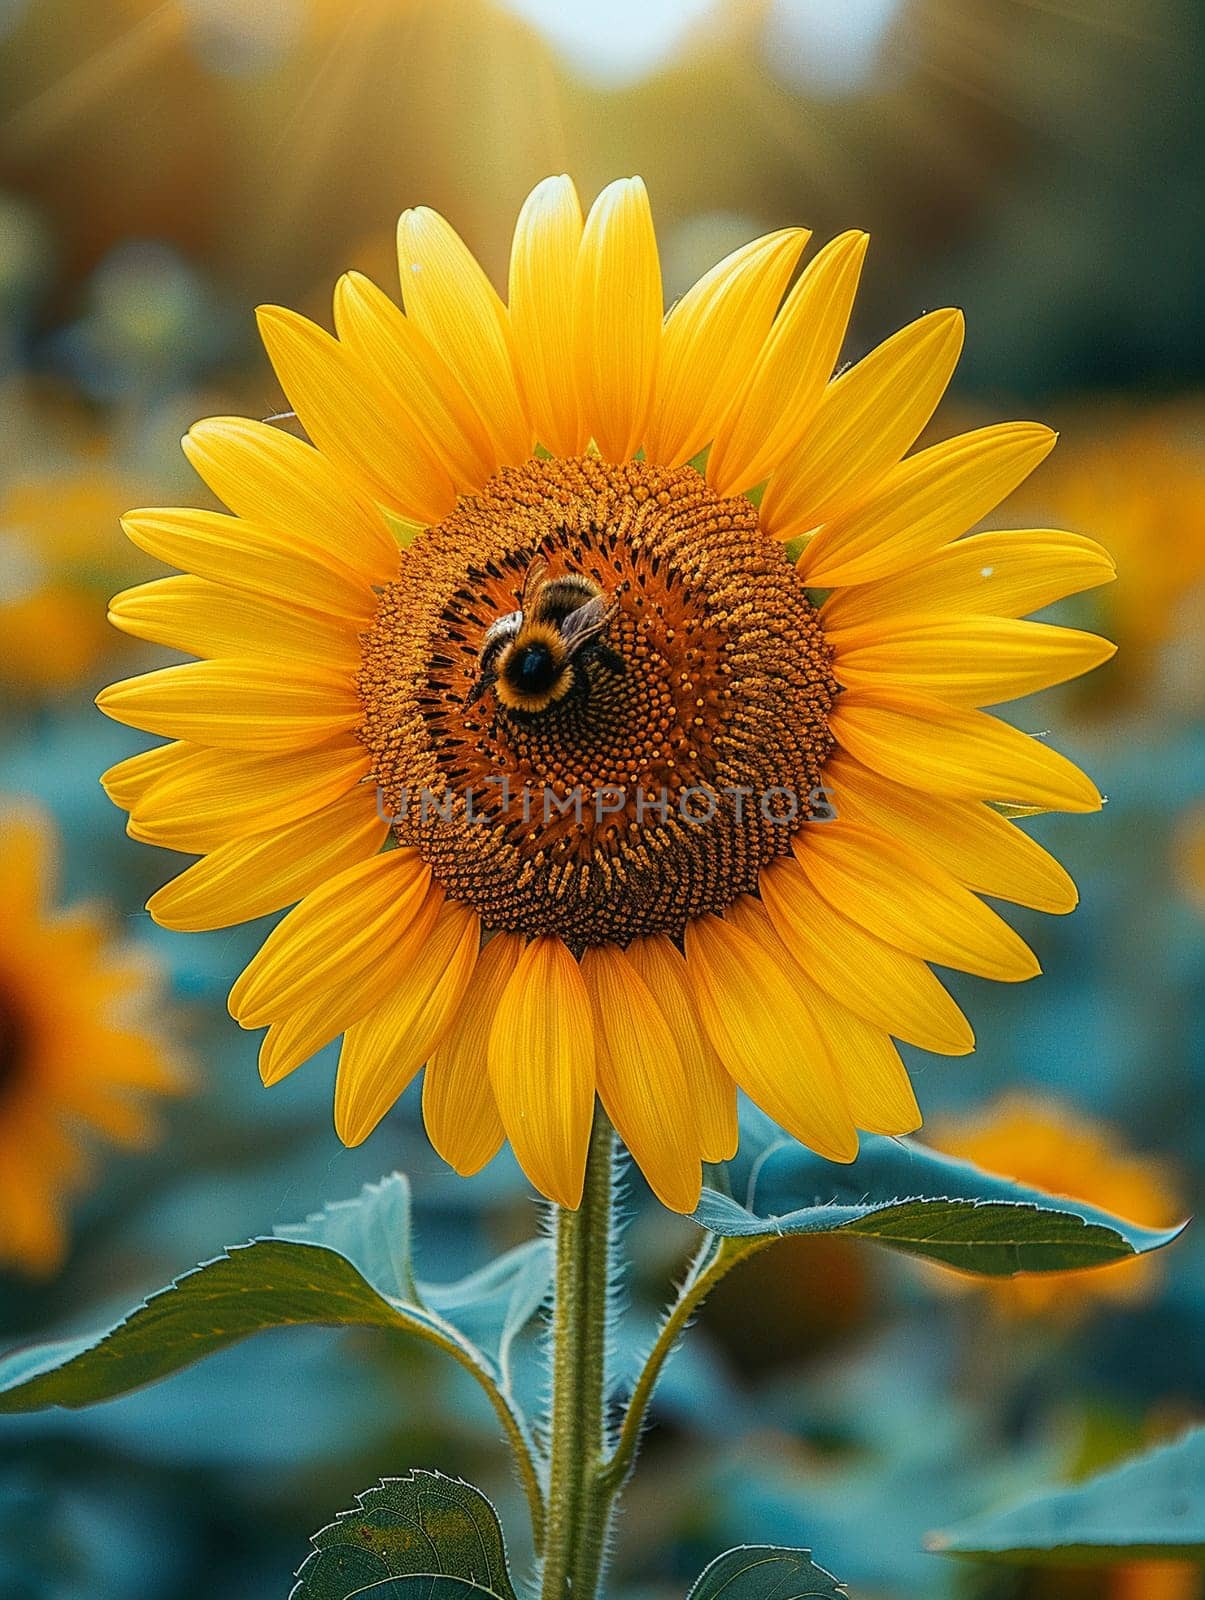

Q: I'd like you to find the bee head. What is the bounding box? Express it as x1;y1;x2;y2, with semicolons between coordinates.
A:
494;622;574;714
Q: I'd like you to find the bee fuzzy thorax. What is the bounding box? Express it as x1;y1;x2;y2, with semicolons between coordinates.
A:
533;572;601;621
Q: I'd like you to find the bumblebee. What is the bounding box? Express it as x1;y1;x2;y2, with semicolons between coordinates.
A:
466;558;620;714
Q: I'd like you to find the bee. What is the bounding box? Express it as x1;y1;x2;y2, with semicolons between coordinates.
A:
466;557;621;714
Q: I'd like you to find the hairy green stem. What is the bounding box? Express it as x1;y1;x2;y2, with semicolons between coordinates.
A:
539;1125;769;1600
540;1108;616;1600
601;1232;769;1496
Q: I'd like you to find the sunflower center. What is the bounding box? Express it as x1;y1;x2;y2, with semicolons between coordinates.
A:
357;455;838;948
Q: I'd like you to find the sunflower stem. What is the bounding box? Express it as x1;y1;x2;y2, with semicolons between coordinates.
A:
540;1106;616;1600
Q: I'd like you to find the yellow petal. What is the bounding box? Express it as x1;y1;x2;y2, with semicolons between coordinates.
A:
645;227;809;470
145;789;385;931
760;307;964;542
799;422;1057;586
581;944;701;1214
829;687;1103;813
726;894;919;1135
108;575;362;671
229;848;431;1026
487;936;596;1207
758;856;974;1054
96;659;360;752
424;934;520;1176
574;177;662;462
708;230;869;496
830;614;1116;707
625;933;738;1161
257;304;455;524
793;820;1039;981
258;996;346;1087
127;739;371;853
397;206;532;467
120;507;377;622
182;416;398;583
683;911;858;1162
335;896;481;1147
245;887;437;1054
101;740;192;810
422;1054;506;1177
333;272;497;493
820;529;1117;629
794;977;921;1136
258;890;459;1094
823;751;1078;913
508;175;589;458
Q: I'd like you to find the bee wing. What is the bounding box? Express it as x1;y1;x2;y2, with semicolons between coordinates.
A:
521;555;550;610
559;595;616;657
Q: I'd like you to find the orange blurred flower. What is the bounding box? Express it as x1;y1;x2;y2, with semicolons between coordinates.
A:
0;460;144;698
1111;1560;1202;1600
1009;402;1205;712
927;1094;1179;1317
0;803;188;1274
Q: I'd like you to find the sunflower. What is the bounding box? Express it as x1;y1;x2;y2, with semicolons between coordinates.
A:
0;804;187;1274
98;175;1115;1214
927;1095;1179;1316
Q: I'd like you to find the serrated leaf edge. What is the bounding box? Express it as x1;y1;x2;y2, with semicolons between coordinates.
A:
290;1469;517;1600
686;1542;846;1600
697;1191;1184;1265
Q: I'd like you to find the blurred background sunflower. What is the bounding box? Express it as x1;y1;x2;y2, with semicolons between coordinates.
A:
0;803;186;1274
0;2;1201;1598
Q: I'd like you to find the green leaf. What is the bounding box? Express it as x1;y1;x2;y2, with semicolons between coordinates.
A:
422;1238;552;1395
928;1427;1205;1563
0;1174;551;1414
291;1471;518;1600
324;1584;502;1600
0;1239;423;1411
686;1544;845;1600
697;1117;1184;1275
276;1167;422;1300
